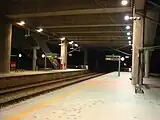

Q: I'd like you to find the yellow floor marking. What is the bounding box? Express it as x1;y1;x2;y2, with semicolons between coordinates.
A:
7;81;95;120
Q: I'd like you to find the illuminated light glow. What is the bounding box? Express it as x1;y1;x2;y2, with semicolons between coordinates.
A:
60;37;65;41
137;17;141;20
121;0;128;6
37;28;43;32
128;36;131;40
69;54;72;56
19;54;22;58
128;41;132;44
69;41;74;45
42;54;45;58
59;43;63;46
16;21;25;26
121;57;125;61
126;26;130;30
70;47;74;50
129;43;132;46
125;56;129;58
74;44;78;47
129;68;132;72
124;15;130;21
127;32;131;36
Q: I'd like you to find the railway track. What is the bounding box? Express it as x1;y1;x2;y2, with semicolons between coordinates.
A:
0;72;103;108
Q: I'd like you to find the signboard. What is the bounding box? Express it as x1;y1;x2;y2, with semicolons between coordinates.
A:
105;55;120;61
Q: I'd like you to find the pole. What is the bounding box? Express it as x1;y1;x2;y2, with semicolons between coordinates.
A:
44;54;47;70
118;56;121;76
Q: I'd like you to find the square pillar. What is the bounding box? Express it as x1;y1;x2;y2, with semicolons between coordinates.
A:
132;14;144;85
144;50;150;78
60;40;68;69
0;18;12;73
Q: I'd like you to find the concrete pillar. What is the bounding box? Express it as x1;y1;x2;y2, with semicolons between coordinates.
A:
0;18;12;73
132;14;144;85
32;47;37;71
61;40;68;69
144;50;150;78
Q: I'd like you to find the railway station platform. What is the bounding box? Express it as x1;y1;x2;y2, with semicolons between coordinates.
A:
1;72;160;120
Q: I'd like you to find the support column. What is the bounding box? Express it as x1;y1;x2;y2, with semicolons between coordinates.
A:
0;18;12;73
132;14;144;85
32;47;37;71
61;40;68;69
144;50;150;78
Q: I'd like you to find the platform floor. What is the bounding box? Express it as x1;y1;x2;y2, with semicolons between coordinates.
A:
0;69;84;78
1;72;160;120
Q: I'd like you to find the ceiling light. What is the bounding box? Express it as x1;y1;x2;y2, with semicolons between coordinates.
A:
126;26;130;30
128;41;131;44
19;54;22;58
128;36;131;40
60;37;65;41
121;0;128;6
124;15;130;21
74;44;78;47
129;43;132;46
59;43;63;46
127;32;131;36
42;54;45;58
121;57;125;61
37;28;43;32
16;21;25;26
69;41;74;45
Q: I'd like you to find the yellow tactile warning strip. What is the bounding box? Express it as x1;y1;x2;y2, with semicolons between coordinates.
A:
6;81;96;120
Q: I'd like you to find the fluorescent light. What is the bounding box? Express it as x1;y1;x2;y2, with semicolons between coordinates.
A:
16;21;25;26
74;44;78;47
121;0;128;6
60;37;65;41
37;28;43;32
128;36;131;40
126;26;130;30
127;32;131;36
124;15;130;21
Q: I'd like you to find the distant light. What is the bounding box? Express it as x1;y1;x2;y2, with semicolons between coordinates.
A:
69;41;74;45
42;54;45;58
70;47;74;50
124;63;127;66
19;54;22;58
60;37;65;41
16;21;25;26
37;28;43;32
121;57;125;61
59;43;63;46
124;15;130;21
126;26;130;30
121;0;128;6
76;66;78;68
128;41;132;44
129;43;132;46
128;36;131;40
129;68;131;72
137;17;141;20
69;54;72;56
127;32;131;36
74;44;78;47
125;56;129;59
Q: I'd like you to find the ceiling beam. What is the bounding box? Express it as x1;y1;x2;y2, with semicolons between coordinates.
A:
41;24;132;29
7;7;132;18
57;31;130;34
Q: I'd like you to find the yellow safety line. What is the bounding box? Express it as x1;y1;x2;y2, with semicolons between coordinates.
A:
6;81;95;120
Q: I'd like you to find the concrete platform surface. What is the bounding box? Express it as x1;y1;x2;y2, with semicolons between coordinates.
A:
1;72;160;120
0;69;85;78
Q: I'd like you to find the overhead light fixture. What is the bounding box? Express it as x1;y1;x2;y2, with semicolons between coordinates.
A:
60;37;65;41
37;28;43;32
16;21;25;26
69;41;74;45
128;41;132;44
121;57;125;61
127;32;131;36
124;15;130;21
126;26;130;30
74;44;78;47
125;56;129;59
19;54;22;58
121;0;128;6
128;36;131;40
42;54;45;58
